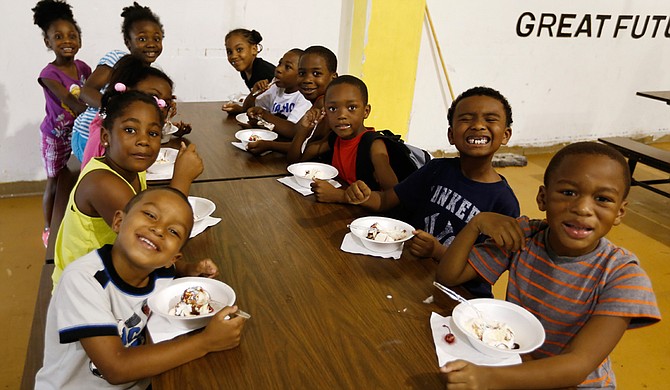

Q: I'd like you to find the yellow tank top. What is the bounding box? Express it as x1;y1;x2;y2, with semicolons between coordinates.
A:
52;158;147;288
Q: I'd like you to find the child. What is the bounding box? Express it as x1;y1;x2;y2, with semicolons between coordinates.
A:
32;0;92;247
345;87;519;298
243;48;312;138
436;142;661;389
52;89;204;288
72;1;165;162
81;54;189;167
247;45;338;156
221;28;275;114
35;187;246;389
286;75;404;203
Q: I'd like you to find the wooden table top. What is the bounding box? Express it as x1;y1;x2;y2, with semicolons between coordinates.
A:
636;90;670;105
161;101;289;182
152;178;450;389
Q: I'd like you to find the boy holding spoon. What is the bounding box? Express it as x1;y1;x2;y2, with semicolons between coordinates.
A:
436;142;660;389
37;187;247;389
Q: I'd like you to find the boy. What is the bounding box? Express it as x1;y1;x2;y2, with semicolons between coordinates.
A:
243;48;312;137
247;45;338;156
345;86;519;298
437;142;661;389
285;75;400;203
36;187;247;389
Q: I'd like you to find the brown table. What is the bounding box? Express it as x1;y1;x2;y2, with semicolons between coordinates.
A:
636;90;670;105
152;178;449;389
164;101;289;182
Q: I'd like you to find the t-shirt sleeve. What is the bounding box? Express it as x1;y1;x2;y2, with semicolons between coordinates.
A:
254;85;275;110
595;254;661;329
286;95;313;123
98;50;128;68
394;159;437;206
55;269;118;343
38;65;62;85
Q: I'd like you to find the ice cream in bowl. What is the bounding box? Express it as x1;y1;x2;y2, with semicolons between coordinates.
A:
286;162;339;188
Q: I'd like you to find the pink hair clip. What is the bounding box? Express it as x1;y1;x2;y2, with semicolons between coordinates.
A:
154;96;167;108
114;83;127;92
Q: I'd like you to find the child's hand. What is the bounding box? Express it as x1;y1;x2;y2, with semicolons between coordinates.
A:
405;230;442;259
246;140;270;155
173;121;192;137
174;142;204;182
188;258;219;278
344;180;371;204
440;360;491;389
298;107;325;130
247;107;266;121
200;306;247;352
221;102;243;113
310;179;340;203
471;212;525;252
251;79;270;96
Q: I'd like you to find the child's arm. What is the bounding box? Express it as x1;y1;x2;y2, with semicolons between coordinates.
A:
39;78;87;116
77;171;140;226
247;107;299;138
240;79;271;111
436;212;524;286
343;181;401;212
286;107;329;163
80;306;246;385
246;140;292;155
175;258;219;279
79;64;113;108
369;138;399;190
405;230;446;260
441;315;630;389
170;142;204;196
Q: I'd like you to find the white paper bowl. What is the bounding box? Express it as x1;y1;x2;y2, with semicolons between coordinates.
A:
148;277;236;331
286;162;339;188
452;298;545;358
235;129;278;147
235;112;250;125
187;196;216;222
161;122;179;144
349;216;415;253
147;148;178;175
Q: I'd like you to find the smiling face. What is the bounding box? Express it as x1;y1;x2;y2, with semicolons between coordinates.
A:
537;154;628;257
44;19;81;60
325;83;370;140
298;53;337;102
225;33;258;73
125;20;163;64
134;75;173;119
112;189;193;278
274;51;301;93
447;95;511;158
101;100;163;174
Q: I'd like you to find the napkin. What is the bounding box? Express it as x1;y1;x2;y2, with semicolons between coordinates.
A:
147;313;193;343
340;232;402;259
190;216;221;238
430;312;521;367
231;142;272;156
277;176;342;196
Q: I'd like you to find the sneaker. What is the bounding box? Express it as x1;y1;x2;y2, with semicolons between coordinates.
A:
42;228;50;248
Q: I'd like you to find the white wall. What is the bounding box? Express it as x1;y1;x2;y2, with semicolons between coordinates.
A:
408;0;670;152
0;0;345;183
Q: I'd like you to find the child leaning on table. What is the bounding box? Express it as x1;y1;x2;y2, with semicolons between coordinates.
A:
285;75;403;203
52;89;205;290
247;45;338;155
436;142;661;389
345;86;520;298
242;48;312;138
35;187;247;390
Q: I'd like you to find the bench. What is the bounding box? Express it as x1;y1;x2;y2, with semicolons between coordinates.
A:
598;137;670;198
20;263;53;390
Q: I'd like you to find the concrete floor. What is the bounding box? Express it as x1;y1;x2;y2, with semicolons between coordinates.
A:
1;146;668;389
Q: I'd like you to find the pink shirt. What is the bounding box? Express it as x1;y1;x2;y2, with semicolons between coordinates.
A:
81;114;104;168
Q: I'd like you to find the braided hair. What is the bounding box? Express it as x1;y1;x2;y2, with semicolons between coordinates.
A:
32;0;81;36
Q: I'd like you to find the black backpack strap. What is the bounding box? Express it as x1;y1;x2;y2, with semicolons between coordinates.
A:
356;130;419;189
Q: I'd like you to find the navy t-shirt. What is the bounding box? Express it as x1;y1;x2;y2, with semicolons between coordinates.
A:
394;158;520;297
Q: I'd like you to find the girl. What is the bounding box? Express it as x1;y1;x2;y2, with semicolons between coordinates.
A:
81;54;190;167
71;1;165;162
221;28;275;114
52;89;206;288
32;0;91;247
243;48;312;138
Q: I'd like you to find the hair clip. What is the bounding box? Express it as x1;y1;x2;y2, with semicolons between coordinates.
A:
99;110;107;119
154;96;167;108
114;83;127;92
